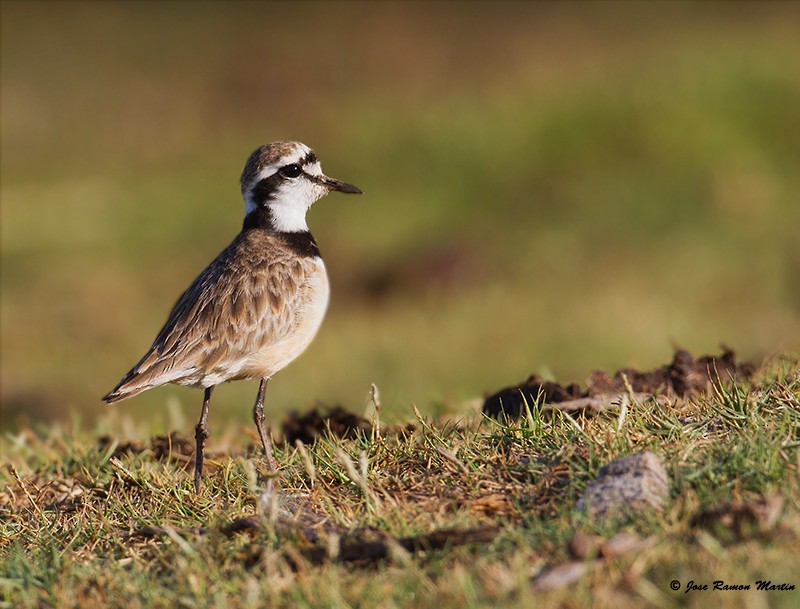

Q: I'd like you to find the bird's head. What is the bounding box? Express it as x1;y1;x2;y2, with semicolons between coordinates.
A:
240;142;362;232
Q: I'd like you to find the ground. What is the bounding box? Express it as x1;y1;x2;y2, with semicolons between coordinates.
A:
1;352;798;608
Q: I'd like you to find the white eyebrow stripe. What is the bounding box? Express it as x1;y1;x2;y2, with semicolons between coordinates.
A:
256;165;280;181
254;146;320;184
304;161;323;176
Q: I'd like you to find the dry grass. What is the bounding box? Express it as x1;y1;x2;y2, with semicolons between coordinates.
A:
1;355;799;608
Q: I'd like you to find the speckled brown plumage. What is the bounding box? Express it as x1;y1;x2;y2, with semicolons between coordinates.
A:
103;230;327;403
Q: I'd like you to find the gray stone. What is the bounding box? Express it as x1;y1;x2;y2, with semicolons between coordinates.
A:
576;451;669;522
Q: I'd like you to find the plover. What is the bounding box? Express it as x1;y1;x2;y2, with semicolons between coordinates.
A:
103;142;362;492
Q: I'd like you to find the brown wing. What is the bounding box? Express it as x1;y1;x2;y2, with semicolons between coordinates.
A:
103;234;307;402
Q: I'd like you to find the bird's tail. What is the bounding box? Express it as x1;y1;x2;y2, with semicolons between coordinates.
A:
102;369;152;403
102;381;149;404
103;342;192;403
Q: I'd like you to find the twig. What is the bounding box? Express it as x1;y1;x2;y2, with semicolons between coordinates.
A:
9;465;50;525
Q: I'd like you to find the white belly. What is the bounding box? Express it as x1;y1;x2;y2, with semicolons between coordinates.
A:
243;257;329;379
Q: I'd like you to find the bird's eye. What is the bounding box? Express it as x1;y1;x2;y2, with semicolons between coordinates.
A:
279;164;302;178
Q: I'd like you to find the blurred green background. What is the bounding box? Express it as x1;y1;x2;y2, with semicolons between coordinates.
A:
2;2;799;432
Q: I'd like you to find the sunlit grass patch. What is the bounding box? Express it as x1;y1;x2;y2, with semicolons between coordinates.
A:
1;356;798;608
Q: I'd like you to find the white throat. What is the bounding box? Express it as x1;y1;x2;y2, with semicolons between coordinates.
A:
243;170;327;233
267;198;311;232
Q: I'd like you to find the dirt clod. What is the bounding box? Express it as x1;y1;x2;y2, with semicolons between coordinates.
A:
483;348;755;419
97;436;145;458
691;494;785;541
150;433;195;460
567;531;601;560
587;347;754;397
282;406;372;446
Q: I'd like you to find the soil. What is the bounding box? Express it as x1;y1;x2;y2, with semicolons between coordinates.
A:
482;348;756;419
281;405;373;446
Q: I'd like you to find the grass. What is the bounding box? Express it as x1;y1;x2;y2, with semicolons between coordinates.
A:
1;355;798;608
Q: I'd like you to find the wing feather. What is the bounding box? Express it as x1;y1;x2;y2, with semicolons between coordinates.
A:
103;233;311;401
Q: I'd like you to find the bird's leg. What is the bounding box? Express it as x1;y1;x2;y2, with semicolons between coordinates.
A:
194;387;213;493
253;378;277;473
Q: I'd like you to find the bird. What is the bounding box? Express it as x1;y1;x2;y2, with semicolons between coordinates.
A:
103;141;362;493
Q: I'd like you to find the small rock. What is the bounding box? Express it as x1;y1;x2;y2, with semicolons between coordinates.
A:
532;561;589;591
576;451;669;522
599;532;653;558
567;532;601;560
